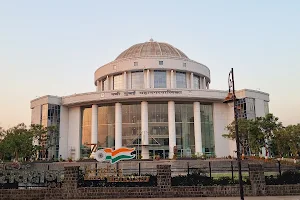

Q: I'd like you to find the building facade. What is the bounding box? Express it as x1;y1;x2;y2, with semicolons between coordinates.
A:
30;40;270;160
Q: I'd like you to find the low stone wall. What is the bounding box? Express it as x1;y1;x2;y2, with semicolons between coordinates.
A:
76;187;159;199
266;185;300;196
172;185;252;197
0;188;62;200
1;164;300;199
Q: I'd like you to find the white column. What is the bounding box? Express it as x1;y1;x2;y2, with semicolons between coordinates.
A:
170;70;175;88
127;72;131;89
123;72;127;90
99;80;103;91
106;75;110;90
190;73;194;89
110;75;114;90
146;69;150;88
193;102;202;156
59;106;69;159
91;105;98;157
96;80;100;92
203;77;206;89
141;101;149;159
115;103;122;149
168;101;176;159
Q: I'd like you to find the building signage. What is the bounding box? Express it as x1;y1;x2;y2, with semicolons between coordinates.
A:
0;163;63;184
83;165;150;182
94;147;135;164
86;147;150;182
108;90;182;97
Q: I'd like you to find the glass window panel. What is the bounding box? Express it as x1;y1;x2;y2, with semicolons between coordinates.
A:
131;71;144;89
121;104;141;147
97;105;115;149
113;74;123;90
200;104;215;156
81;108;92;147
176;72;187;88
154;70;166;88
193;75;200;89
175;103;195;155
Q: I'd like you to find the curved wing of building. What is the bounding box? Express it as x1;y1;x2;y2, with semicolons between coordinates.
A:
30;39;270;160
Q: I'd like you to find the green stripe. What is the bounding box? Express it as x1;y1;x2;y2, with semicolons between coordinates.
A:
111;154;135;164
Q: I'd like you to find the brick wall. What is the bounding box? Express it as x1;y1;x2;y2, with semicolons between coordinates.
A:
1;163;300;199
0;189;62;200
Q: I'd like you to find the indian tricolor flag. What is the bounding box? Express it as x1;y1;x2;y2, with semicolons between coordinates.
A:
95;147;135;164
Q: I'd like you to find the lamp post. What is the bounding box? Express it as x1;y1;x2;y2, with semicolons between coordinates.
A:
224;68;244;200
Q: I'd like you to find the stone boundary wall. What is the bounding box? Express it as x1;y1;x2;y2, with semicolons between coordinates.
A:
1;164;300;199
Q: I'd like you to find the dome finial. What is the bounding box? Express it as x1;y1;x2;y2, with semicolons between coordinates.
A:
149;38;154;42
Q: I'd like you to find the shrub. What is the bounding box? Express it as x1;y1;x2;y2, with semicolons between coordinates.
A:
265;170;300;185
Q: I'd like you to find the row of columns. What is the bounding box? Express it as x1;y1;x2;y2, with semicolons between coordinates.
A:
90;101;203;159
96;70;209;91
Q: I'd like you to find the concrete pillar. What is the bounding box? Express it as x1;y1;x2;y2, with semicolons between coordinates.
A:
141;101;149;159
190;73;194;89
110;75;114;90
115;103;122;149
170;70;175;88
146;69;150;88
99;80;103;91
207;82;209;89
127;72;131;89
91;105;98;158
96;80;100;92
123;71;127;90
168;101;176;159
193;102;202;156
203;77;206;89
106;75;109;90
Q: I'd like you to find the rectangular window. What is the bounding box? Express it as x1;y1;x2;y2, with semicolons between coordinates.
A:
131;71;144;89
134;62;138;66
159;61;163;65
113;74;123;90
193;75;200;89
154;70;166;88
176;72;187;88
183;63;186;67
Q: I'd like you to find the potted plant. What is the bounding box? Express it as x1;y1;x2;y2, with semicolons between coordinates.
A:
68;157;73;162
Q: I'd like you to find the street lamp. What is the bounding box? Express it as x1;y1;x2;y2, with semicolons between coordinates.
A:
223;68;244;200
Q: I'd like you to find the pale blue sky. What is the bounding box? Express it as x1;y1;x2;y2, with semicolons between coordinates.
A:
0;1;299;128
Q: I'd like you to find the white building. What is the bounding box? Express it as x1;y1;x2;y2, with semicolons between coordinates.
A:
30;39;270;160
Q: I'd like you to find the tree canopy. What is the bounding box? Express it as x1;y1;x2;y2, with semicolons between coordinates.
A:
0;123;58;161
223;113;300;158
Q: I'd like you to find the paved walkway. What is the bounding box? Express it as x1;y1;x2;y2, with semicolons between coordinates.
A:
72;197;300;200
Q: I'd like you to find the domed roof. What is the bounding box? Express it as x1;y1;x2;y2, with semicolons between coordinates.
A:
115;39;189;60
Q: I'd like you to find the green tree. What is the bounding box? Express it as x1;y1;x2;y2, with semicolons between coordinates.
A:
223;118;252;155
272;127;290;157
30;124;59;159
257;113;282;157
0;123;34;161
247;119;265;155
286;124;300;158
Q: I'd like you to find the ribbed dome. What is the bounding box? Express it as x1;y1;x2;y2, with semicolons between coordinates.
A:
115;39;189;60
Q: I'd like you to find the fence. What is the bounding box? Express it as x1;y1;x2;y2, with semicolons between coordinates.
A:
0;159;297;189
